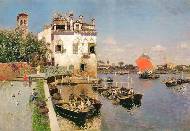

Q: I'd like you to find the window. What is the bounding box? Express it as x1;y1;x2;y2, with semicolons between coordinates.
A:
88;43;96;54
80;64;86;72
20;20;23;25
67;25;70;30
56;25;65;30
90;46;95;54
75;24;79;30
73;43;78;54
55;45;62;52
55;40;66;53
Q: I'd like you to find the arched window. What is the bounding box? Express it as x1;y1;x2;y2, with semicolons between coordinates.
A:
88;43;95;54
55;40;66;53
20;20;23;25
73;43;78;54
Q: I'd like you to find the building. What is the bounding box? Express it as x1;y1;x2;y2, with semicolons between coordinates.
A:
15;12;29;37
38;12;97;78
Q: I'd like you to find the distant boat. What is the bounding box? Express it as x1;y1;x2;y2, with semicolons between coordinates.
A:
164;72;190;87
136;54;160;79
106;77;113;83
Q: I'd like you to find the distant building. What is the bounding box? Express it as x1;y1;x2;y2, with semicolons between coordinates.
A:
38;12;97;78
16;12;29;37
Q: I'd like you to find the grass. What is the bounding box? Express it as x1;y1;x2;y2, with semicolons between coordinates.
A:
32;79;51;131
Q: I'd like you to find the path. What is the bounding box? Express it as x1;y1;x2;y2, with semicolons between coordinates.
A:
0;81;33;131
43;80;60;131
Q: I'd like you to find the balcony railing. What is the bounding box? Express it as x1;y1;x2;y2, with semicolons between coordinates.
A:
82;53;90;59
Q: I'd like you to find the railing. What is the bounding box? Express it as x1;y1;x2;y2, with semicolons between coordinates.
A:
82;53;90;59
44;66;73;78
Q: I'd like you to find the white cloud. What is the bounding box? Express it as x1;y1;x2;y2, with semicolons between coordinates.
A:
151;44;166;52
177;42;190;49
102;37;117;45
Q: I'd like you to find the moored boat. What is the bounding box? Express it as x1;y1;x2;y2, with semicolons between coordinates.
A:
164;78;190;87
106;77;113;83
139;72;160;79
50;85;102;127
136;54;160;80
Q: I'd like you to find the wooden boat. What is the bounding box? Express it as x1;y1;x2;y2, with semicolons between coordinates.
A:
106;77;113;83
139;72;160;79
165;78;190;87
97;87;109;94
53;92;102;127
54;100;101;126
136;54;160;80
117;93;143;109
55;104;88;126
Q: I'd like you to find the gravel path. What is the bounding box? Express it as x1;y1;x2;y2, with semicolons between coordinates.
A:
0;81;33;131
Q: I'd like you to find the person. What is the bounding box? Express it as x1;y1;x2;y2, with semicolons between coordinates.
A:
29;76;32;87
12;94;15;98
16;101;19;106
86;99;91;106
128;88;134;95
18;90;21;95
79;101;85;111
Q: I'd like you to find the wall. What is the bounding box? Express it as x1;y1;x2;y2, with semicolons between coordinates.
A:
38;30;97;78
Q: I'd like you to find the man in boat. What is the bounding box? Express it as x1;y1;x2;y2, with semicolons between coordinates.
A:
86;99;91;106
78;101;85;111
128;88;134;95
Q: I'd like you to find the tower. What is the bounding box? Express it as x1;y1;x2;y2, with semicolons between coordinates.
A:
16;12;29;36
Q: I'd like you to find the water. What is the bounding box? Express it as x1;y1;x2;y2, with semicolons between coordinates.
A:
99;73;190;131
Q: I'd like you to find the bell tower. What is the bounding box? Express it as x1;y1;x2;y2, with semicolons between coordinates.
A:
16;12;29;36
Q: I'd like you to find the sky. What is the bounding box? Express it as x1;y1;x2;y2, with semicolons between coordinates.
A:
0;0;190;65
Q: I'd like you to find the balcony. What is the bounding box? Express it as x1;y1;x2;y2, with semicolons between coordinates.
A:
82;53;90;59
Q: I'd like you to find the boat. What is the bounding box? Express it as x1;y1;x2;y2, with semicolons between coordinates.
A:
164;72;190;87
116;87;143;109
139;71;160;79
92;77;143;110
50;87;102;127
136;54;160;80
164;78;190;87
106;77;113;83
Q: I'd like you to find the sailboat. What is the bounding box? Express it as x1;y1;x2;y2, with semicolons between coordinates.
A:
136;54;160;79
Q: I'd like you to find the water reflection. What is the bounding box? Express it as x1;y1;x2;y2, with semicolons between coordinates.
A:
99;74;190;131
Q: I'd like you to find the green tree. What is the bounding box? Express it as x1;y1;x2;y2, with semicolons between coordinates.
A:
0;29;49;66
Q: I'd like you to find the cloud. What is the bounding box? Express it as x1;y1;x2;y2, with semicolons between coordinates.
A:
177;42;190;49
151;44;166;52
102;37;117;45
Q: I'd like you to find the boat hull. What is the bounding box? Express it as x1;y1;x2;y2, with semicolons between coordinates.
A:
54;104;101;126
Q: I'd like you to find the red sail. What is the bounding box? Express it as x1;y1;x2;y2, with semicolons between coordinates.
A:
136;55;153;72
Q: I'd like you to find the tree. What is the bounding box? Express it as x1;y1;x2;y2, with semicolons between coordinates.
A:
0;29;49;66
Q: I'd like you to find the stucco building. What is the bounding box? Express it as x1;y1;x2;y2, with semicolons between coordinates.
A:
38;12;97;78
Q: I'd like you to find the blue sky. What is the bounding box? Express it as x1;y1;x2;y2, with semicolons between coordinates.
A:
0;0;190;64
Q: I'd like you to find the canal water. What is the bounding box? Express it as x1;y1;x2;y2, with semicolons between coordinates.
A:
99;73;190;131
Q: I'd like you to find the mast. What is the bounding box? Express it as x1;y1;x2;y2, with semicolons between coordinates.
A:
127;75;130;88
